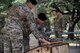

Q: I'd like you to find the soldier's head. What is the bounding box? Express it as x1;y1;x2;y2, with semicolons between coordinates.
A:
26;0;37;9
52;9;62;18
51;8;57;17
36;13;47;24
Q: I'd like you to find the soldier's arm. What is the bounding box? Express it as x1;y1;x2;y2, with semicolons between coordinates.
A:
25;13;50;44
27;13;45;39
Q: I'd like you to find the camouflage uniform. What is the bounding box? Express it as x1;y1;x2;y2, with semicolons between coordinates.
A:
54;16;64;38
37;24;50;46
2;4;44;53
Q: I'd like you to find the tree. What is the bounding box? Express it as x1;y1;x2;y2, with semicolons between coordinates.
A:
65;0;80;40
0;0;15;12
0;0;26;12
51;0;80;40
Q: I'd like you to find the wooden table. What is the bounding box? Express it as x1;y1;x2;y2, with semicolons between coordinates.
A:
27;42;69;53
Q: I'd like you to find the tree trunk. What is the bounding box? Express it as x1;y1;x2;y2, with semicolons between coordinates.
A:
68;23;75;40
68;16;80;40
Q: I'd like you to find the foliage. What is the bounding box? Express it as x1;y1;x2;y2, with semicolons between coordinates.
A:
64;0;80;29
0;0;15;12
37;0;57;20
0;0;26;12
64;0;80;9
37;1;66;31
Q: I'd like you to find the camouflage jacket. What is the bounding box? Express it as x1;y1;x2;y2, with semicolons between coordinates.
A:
2;4;44;39
37;24;50;41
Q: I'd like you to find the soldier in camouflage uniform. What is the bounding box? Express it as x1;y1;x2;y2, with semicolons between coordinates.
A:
36;13;50;46
54;11;64;38
1;0;50;53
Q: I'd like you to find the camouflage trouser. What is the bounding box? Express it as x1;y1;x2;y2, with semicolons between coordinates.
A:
54;30;63;38
3;30;23;53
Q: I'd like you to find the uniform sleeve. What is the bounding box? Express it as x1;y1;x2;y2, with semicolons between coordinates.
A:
20;11;44;39
18;5;45;39
27;13;45;39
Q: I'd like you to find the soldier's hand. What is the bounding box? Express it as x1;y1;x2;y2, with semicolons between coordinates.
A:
42;41;51;45
38;38;51;45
